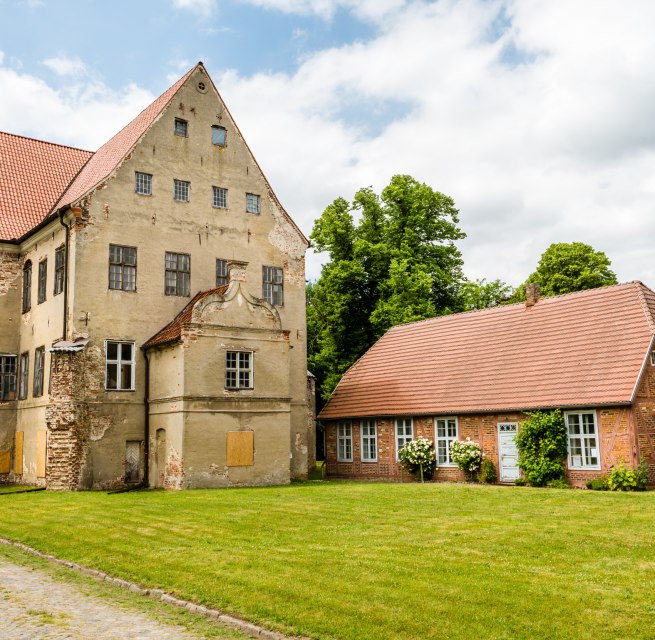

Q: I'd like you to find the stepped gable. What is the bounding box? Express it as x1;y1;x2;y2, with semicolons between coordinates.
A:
319;282;655;419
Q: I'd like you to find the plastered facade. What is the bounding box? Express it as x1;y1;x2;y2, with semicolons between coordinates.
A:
0;65;312;489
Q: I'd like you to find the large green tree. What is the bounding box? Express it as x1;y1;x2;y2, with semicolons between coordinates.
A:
308;175;466;401
513;242;618;300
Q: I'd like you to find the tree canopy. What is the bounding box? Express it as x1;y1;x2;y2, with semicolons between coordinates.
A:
308;175;466;401
514;242;618;299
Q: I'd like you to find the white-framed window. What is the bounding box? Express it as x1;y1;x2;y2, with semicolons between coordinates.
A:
174;179;190;202
212;186;228;208
565;411;600;470
216;259;229;286
165;252;190;296
225;351;253;389
135;172;152;195
33;347;45;397
174;118;188;137
395;417;413;460
337;421;353;462
435;417;458;465
109;245;137;291
262;266;283;306
246;192;260;214
361;419;377;462
0;354;17;401
650;350;655;366
212;125;227;147
105;341;135;391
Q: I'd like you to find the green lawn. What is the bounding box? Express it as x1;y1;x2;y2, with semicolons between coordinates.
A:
0;483;653;640
0;484;41;494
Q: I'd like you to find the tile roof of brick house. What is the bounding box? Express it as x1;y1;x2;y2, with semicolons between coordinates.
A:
318;282;655;419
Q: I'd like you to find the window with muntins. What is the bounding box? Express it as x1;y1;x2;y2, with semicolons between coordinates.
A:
566;411;600;469
212;125;227;147
0;355;17;401
435;417;458;465
106;341;135;391
212;186;228;208
18;352;28;400
37;259;47;304
245;193;260;214
135;172;152;195
174;118;188;137
216;259;229;286
54;246;65;296
361;419;377;462
395;417;413;460
165;252;190;296
22;261;32;313
174;179;190;202
33;347;45;397
225;351;252;389
262;266;283;306
337;422;353;461
109;245;137;291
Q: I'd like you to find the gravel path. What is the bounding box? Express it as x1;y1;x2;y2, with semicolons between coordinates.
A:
0;555;209;639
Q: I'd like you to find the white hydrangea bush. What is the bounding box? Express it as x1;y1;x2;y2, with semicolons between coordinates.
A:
450;437;483;472
398;437;436;480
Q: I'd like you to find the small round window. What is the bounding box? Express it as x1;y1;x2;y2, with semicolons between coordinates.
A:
196;81;207;93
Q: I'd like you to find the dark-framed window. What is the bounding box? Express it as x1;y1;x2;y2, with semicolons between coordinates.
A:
262;266;283;306
165;252;190;296
216;259;229;286
0;354;17;401
18;352;28;400
22;261;32;313
54;246;65;296
109;245;137;291
246;193;260;214
135;172;152;195
225;351;252;389
174;118;188;137
105;341;135;391
212;125;227;147
173;179;190;202
37;259;47;304
33;347;45;398
212;186;228;208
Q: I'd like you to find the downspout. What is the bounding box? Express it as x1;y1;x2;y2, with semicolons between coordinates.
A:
142;348;151;487
57;208;71;340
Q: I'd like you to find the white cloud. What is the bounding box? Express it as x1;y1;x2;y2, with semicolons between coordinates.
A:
43;54;87;77
172;0;217;18
239;0;407;22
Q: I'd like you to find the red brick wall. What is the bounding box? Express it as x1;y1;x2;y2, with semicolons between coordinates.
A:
631;361;655;484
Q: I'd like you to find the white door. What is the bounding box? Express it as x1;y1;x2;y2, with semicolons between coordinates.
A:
498;423;519;482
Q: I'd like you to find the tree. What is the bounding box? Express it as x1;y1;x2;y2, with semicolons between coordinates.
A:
460;278;514;310
308;175;466;401
514;242;617;299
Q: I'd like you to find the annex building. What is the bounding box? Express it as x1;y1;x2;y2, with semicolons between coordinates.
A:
0;63;315;490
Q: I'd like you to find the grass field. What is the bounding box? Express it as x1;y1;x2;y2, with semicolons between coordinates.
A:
0;482;653;640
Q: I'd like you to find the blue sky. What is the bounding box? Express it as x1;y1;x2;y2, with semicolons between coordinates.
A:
2;0;655;287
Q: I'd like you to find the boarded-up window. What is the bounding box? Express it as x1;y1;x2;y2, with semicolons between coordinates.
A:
226;431;254;466
36;431;47;478
14;431;23;475
0;451;10;474
125;441;142;483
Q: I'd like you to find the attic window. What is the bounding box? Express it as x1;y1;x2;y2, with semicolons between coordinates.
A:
212;125;226;147
135;172;152;196
174;179;190;202
174;118;188;137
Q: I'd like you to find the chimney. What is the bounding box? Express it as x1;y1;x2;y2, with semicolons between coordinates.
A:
525;283;541;308
227;260;248;284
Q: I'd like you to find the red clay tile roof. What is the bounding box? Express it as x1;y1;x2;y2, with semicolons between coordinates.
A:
0;132;91;240
142;286;229;350
319;282;655;419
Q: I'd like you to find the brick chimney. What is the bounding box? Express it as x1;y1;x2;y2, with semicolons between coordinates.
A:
525;283;541;307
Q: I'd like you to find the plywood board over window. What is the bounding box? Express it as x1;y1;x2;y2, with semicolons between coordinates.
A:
36;431;47;478
0;451;10;474
227;431;254;466
14;431;23;475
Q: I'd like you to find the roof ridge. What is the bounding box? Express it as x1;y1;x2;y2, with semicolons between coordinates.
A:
633;282;655;334
0;130;93;154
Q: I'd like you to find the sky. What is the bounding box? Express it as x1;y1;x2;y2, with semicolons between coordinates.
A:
1;0;655;287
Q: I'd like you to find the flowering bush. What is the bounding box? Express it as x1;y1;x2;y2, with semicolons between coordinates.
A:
398;437;436;481
450;438;483;474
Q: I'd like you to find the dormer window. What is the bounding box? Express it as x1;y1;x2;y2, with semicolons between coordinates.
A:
174;118;188;137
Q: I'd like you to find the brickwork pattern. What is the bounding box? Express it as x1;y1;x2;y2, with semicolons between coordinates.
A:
0;251;20;296
632;364;655;484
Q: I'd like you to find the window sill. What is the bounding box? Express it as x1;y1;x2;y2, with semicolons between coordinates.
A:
568;466;601;472
361;459;378;463
105;389;136;393
135;192;152;197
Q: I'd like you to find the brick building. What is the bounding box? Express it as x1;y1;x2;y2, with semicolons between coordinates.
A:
319;282;655;486
0;63;315;490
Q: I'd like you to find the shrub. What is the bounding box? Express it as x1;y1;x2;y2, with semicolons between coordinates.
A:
586;477;608;490
607;460;648;492
514;477;526;486
450;438;484;476
546;478;570;489
477;459;497;484
515;410;568;487
398;437;436;481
